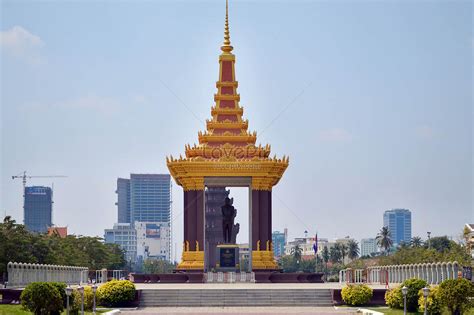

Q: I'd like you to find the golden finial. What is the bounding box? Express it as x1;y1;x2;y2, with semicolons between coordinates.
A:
221;0;233;54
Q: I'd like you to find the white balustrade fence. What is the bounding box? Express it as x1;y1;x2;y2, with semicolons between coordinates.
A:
339;262;460;285
366;261;460;285
339;268;364;284
7;262;88;288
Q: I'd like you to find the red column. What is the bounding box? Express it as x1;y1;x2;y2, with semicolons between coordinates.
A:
186;190;197;251
251;190;260;250
196;190;204;251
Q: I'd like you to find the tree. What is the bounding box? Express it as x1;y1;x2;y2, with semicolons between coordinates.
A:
376;226;393;254
410;236;423;248
336;243;348;263
329;246;342;264
347;240;360;260
291;244;302;263
322;246;330;274
426;236;452;252
439;278;474;315
0;216;126;276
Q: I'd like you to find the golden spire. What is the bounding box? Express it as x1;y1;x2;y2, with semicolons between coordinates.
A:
221;0;233;54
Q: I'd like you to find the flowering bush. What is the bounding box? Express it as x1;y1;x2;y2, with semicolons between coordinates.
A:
341;284;373;306
97;280;135;307
418;286;444;315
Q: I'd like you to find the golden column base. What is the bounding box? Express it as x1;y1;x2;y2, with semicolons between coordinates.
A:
176;241;204;270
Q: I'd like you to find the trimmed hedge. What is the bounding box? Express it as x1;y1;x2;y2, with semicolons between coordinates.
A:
20;282;64;315
97;280;136;307
341;284;373;306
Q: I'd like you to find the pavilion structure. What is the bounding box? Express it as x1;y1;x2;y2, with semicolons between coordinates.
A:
167;0;289;271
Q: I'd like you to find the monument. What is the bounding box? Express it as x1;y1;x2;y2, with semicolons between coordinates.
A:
167;0;289;271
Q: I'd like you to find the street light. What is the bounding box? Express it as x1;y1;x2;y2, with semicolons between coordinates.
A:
402;286;408;315
427;232;431;249
422;287;430;315
77;285;84;315
65;286;73;315
92;284;98;314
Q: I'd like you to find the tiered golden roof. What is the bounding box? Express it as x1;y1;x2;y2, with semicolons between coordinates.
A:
167;0;289;191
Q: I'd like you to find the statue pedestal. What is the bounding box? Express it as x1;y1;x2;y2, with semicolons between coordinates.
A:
216;244;240;272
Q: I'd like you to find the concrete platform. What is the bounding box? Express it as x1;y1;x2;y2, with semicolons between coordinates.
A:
120;306;359;314
135;282;388;290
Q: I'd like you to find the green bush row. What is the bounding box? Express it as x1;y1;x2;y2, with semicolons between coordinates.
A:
385;278;474;315
20;280;136;314
341;284;373;306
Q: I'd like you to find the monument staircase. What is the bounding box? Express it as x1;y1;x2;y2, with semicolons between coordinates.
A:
139;288;333;307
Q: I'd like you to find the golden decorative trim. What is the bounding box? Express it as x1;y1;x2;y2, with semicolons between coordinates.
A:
216;81;238;88
211;106;243;116
206;120;248;130
214;94;240;101
167;156;288;191
252;241;278;270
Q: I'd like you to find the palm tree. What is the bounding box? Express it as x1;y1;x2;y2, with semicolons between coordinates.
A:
376;226;393;254
329;246;342;263
291;244;302;263
410;236;423;248
339;243;348;263
347;240;360;260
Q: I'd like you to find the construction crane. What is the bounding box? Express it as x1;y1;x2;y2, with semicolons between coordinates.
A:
12;171;67;190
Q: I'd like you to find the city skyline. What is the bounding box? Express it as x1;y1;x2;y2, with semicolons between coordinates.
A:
1;1;472;251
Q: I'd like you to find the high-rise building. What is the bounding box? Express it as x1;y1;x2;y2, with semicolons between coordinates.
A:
115;174;171;224
383;209;412;245
24;186;53;233
272;230;287;259
104;223;137;263
130;174;171;223
360;238;378;257
116;178;131;223
111;174;172;265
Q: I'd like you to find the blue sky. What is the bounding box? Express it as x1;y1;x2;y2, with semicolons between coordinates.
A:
1;0;472;257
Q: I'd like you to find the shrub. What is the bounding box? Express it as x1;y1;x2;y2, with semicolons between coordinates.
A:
401;278;428;312
418;286;444;315
72;286;94;313
20;282;64;315
438;278;474;315
341;284;373;306
385;286;403;309
97;280;136;307
50;282;67;308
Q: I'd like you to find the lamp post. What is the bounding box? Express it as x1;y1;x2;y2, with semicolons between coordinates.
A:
77;285;84;315
65;285;73;315
427;232;431;249
92;284;97;314
422;287;430;315
402;286;408;315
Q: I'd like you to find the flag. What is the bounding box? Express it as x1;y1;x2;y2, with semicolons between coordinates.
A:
313;233;318;254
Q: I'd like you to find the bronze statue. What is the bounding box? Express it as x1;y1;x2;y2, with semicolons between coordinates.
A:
221;197;237;243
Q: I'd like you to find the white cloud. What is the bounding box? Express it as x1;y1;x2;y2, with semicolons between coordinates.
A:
317;128;353;142
0;26;44;63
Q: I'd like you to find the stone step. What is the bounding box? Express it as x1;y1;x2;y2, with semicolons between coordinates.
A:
140;288;334;307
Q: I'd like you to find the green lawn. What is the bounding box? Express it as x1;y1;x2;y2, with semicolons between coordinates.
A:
367;306;474;315
0;304;106;315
